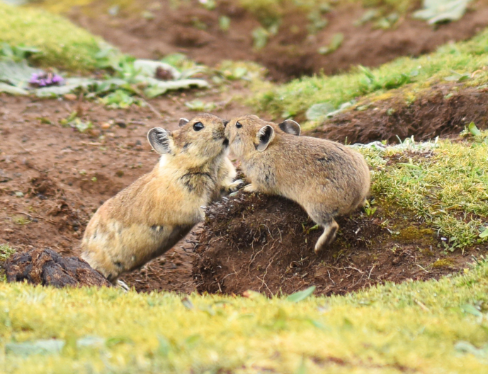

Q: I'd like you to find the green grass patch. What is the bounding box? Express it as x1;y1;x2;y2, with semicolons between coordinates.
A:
0;2;104;72
362;134;488;250
0;259;487;373
0;244;16;282
250;26;488;120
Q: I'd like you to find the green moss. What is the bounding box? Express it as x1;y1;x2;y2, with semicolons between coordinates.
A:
432;258;455;269
0;244;16;282
0;2;104;72
0;261;487;373
362;135;488;250
396;226;434;242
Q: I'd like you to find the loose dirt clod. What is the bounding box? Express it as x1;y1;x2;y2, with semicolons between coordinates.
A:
5;248;111;288
193;192;472;296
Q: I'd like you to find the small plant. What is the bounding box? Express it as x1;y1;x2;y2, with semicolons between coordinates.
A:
318;33;344;55
29;72;63;87
219;16;231;32
0;43;40;62
185;99;216;112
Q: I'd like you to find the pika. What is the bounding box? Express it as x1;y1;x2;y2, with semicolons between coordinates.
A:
225;115;370;253
81;114;241;282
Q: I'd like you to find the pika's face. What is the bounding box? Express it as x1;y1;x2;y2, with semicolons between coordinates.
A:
147;113;228;160
225;115;301;158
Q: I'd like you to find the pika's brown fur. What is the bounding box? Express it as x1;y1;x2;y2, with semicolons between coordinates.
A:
81;114;240;281
225;115;370;253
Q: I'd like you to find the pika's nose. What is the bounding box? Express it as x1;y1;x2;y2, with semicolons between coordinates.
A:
223;120;229;127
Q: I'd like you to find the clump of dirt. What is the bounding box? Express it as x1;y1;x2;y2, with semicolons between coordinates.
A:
311;85;488;144
193;192;473;296
5;248;111;288
69;1;488;80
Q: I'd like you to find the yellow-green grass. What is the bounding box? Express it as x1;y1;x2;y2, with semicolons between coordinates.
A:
363;134;488;250
0;259;487;373
0;2;104;72
0;244;16;282
250;26;488;121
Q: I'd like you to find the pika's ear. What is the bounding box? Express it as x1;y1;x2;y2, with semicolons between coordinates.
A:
147;127;174;154
278;119;301;136
178;118;189;127
256;125;275;152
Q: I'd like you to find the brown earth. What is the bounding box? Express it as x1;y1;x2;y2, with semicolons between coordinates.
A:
193;192;477;296
67;0;488;80
310;84;488;144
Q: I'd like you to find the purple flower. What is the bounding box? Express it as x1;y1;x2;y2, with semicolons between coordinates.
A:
29;72;64;88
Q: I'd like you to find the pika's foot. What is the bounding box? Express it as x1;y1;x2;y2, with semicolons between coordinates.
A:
314;220;339;254
117;280;130;292
226;179;245;193
243;183;259;193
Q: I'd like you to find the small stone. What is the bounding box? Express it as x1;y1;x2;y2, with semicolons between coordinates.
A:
101;122;111;130
64;94;77;101
15;191;24;197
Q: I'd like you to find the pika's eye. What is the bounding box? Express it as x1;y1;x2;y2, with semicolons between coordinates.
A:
236;122;242;129
193;122;204;131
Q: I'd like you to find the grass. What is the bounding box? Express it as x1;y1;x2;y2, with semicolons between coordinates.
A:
0;244;16;282
0;259;486;373
361;134;488;250
249;26;488;120
0;2;104;72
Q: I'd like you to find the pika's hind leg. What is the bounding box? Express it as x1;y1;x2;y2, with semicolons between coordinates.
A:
306;206;339;253
314;220;339;254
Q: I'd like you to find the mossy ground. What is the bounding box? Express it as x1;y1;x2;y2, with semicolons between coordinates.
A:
249;24;488;122
0;261;487;373
0;2;104;72
362;134;488;250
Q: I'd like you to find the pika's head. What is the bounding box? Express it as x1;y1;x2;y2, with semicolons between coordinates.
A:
225;115;300;158
147;113;229;161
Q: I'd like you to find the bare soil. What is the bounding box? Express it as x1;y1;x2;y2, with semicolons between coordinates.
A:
310;84;488;144
193;192;478;296
68;0;488;80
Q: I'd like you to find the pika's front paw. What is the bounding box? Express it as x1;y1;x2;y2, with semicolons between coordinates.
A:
243;184;259;193
226;179;245;193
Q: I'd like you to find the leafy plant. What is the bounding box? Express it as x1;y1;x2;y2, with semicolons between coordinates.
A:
99;90;144;109
0;43;40;62
318;33;344;55
185;99;216;112
252;27;269;50
413;0;471;24
219;16;231;31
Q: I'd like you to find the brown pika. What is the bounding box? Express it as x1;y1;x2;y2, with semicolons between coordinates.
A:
225;115;370;253
81;114;241;282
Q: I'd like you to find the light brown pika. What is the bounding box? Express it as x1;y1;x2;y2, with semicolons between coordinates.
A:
225;115;370;253
81;114;241;282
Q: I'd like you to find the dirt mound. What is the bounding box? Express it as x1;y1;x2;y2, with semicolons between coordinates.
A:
311;85;488;144
69;1;488;80
5;248;111;287
193;192;472;296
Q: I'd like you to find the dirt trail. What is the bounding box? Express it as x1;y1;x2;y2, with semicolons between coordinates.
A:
68;0;488;80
